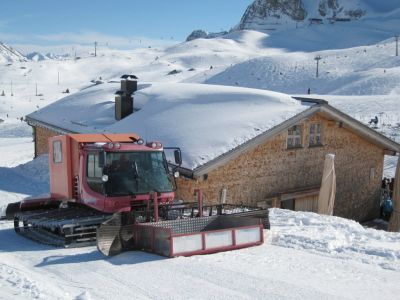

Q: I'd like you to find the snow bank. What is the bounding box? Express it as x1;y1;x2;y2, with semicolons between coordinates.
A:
0;154;49;208
269;208;400;271
0;205;5;218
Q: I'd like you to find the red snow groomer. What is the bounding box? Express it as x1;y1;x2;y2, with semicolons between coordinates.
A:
5;133;268;257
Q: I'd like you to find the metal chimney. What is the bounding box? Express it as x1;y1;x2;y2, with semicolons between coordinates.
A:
121;74;138;95
115;75;138;120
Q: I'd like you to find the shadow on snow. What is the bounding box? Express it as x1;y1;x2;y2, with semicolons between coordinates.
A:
0;226;54;252
0;166;48;196
35;250;165;267
0;225;166;266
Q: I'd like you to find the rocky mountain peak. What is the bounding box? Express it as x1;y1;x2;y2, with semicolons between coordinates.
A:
236;0;366;32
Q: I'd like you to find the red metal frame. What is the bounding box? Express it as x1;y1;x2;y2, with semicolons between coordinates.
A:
194;189;203;217
135;222;264;258
19;195;56;210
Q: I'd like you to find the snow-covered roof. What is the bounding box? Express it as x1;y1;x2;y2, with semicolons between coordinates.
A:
27;82;399;173
27;82;313;170
26;82;120;133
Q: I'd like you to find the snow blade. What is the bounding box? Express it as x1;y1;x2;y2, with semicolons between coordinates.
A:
4;201;21;220
97;212;135;256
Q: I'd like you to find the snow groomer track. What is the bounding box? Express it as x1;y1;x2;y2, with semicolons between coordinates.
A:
14;207;111;247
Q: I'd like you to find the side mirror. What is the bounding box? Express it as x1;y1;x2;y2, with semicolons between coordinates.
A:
174;149;182;166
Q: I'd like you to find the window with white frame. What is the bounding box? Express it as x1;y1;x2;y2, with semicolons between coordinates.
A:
287;125;302;148
309;123;322;146
53;140;62;163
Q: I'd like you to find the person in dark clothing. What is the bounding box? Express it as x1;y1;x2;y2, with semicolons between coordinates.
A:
382;177;388;189
381;197;393;221
369;116;378;126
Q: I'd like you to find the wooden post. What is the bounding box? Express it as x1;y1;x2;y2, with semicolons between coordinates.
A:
315;55;322;78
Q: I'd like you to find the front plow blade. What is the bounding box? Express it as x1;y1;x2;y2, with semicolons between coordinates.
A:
97;213;135;256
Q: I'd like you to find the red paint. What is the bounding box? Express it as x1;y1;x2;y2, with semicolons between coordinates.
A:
201;232;206;250
20;196;55;210
153;192;159;222
194;189;203;217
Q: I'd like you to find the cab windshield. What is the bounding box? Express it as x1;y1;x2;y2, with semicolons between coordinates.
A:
104;151;173;196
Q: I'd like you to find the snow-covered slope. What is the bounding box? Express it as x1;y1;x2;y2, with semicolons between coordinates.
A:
0;42;27;64
207;37;400;95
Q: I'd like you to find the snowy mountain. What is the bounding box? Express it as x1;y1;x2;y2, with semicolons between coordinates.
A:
231;0;400;50
186;29;228;41
235;0;399;31
26;52;49;62
0;42;27;64
26;51;72;62
186;0;399;51
236;0;367;31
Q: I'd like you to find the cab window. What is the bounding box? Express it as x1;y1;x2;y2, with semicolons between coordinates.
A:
87;153;103;194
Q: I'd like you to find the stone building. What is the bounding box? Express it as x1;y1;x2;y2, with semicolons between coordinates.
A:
25;79;399;222
175;104;396;222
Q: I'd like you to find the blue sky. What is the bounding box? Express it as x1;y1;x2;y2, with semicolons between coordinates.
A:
0;0;252;52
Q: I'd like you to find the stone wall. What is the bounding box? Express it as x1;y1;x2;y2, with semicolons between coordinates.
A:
34;126;60;156
176;113;385;222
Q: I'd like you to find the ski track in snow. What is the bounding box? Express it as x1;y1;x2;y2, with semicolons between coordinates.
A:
0;263;41;299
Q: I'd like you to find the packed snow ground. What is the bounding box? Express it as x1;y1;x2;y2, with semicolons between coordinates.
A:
0;134;400;299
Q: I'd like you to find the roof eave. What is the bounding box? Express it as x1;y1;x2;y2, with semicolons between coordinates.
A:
25;115;76;135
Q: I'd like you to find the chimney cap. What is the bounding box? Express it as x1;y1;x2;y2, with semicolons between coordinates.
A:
121;74;138;80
